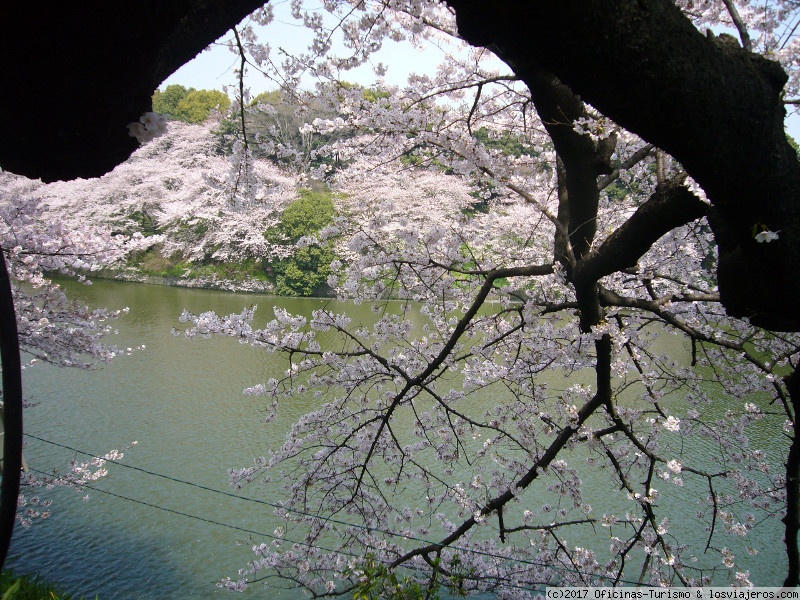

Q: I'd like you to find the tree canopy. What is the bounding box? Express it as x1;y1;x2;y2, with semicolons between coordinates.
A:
152;84;194;116
6;0;800;595
153;85;232;123
2;0;798;330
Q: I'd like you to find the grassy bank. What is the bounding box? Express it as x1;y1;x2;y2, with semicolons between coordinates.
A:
0;570;94;600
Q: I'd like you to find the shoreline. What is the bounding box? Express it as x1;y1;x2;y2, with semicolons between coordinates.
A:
72;267;277;295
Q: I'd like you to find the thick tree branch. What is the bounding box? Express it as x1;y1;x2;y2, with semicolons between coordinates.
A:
572;181;708;330
720;0;753;52
446;0;800;330
597;144;655;191
525;69;615;264
232;26;250;153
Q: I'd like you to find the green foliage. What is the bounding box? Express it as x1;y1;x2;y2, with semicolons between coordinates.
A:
350;555;433;600
362;87;391;104
268;189;337;244
128;209;160;236
267;189;339;297
251;90;284;106
464;184;496;215
399;148;453;174
604;178;632;203
337;81;390;105
788;131;800;158
274;244;337;296
170;217;210;242
110;207;161;238
153;85;231;124
131;250;272;283
604;164;652;205
152;84;193;116
182;260;269;283
0;570;94;600
348;554;467;600
172;90;231;124
473;127;537;158
128;245;186;277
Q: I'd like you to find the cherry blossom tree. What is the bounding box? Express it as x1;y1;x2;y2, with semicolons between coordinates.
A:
0;193;126;369
4;0;800;594
174;1;800;595
1;120;302;292
0;172;144;565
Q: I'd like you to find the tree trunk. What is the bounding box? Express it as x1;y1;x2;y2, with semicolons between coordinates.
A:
0;0;265;182
784;369;800;586
446;0;800;331
0;249;23;571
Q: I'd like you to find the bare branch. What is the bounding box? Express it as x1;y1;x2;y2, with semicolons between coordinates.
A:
721;0;753;52
390;334;613;569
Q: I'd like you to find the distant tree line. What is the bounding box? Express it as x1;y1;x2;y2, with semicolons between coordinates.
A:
152;84;231;124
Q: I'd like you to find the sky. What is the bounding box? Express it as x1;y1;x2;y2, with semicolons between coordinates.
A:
160;1;800;141
160;1;447;95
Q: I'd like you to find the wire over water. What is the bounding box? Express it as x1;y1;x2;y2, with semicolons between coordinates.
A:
25;432;650;589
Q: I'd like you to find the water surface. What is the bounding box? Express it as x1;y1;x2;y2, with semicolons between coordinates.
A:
7;279;789;597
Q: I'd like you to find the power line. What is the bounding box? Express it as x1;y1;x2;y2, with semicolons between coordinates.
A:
26;464;549;596
24;432;651;588
26;465;362;560
26;432;280;509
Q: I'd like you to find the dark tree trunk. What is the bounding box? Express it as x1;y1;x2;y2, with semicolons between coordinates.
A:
784;369;800;586
0;0;264;182
526;69;615;265
0;249;22;571
446;0;800;332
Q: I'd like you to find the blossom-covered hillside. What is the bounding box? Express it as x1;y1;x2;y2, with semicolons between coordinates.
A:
1;122;290;290
0;119;485;295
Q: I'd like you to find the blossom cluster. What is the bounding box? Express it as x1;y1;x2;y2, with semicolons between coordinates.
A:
17;443;135;528
127;112;168;144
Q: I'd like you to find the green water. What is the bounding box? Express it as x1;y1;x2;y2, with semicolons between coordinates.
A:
5;279;789;598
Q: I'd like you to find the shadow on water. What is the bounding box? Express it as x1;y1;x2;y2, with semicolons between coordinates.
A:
8;503;199;599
